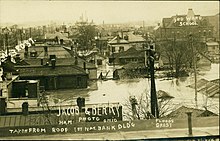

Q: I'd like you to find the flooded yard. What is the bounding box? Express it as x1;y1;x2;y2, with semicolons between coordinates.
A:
48;63;219;115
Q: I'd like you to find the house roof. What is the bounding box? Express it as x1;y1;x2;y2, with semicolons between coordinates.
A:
45;32;70;41
166;106;218;118
108;36;129;44
17;57;96;69
188;78;219;97
126;32;145;43
187;78;209;91
18;45;72;59
210;79;220;85
37;46;72;58
110;47;145;59
16;65;87;77
157;90;174;99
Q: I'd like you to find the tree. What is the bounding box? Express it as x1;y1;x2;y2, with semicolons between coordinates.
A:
74;21;97;51
123;89;175;120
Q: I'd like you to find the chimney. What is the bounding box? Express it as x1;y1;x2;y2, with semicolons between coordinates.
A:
60;39;63;45
124;35;129;41
117;35;120;43
14;54;21;63
44;46;48;57
41;58;43;65
24;46;28;58
74;56;78;65
121;30;123;39
51;59;56;69
83;62;86;70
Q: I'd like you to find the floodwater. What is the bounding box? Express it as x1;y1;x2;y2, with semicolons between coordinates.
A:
48;63;219;115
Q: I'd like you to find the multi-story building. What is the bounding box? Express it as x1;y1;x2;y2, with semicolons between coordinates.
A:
154;8;215;42
108;31;145;55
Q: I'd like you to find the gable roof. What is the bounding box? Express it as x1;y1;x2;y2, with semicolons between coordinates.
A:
126;32;145;43
108;36;129;44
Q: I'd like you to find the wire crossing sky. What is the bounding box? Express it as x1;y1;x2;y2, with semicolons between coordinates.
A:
0;1;219;25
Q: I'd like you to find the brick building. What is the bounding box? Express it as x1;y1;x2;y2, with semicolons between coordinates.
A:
154;9;215;42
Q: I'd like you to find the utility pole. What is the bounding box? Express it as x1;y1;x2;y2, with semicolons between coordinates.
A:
189;33;197;107
20;28;23;42
29;27;32;38
146;35;159;118
5;32;9;56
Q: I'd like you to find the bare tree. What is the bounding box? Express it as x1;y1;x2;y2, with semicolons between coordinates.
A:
123;89;175;120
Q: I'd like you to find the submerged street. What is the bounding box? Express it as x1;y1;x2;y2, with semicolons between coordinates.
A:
47;63;219;116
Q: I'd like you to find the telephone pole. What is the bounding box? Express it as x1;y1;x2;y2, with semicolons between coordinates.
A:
145;34;159;118
189;33;197;107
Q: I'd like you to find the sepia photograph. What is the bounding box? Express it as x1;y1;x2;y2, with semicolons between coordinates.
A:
0;0;219;140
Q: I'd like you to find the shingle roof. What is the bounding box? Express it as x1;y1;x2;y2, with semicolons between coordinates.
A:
18;45;72;59
16;65;87;77
166;106;218;118
20;57;96;69
188;78;219;97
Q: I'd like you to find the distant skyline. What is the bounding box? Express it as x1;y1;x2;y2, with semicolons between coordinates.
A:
0;1;219;26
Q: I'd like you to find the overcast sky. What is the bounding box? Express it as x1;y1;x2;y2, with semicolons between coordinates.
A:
0;1;219;25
